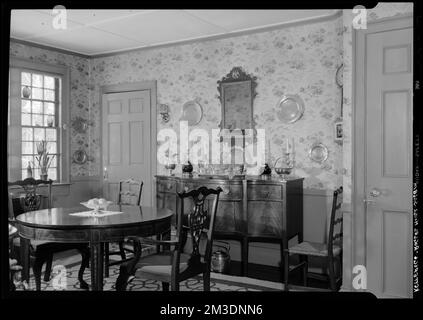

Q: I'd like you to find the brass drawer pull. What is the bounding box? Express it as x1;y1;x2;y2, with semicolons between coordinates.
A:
223;188;231;195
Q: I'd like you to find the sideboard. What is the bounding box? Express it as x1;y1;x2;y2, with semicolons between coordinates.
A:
155;175;304;278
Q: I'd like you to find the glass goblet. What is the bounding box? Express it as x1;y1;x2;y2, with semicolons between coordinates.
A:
165;163;176;176
274;167;292;182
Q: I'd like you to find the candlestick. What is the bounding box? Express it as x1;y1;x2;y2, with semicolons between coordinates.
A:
285;138;289;154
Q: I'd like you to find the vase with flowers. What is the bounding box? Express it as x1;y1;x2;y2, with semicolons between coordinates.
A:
35;140;55;181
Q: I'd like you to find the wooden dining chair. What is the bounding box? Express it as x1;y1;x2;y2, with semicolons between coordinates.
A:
284;186;343;291
8;178;90;290
104;178;143;277
115;186;222;291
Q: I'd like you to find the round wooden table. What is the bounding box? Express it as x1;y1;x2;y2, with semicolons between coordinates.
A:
15;204;173;291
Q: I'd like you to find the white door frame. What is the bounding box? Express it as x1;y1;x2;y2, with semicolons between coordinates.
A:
352;14;413;292
100;81;157;206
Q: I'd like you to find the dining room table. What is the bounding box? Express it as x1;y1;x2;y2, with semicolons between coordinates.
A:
14;204;174;291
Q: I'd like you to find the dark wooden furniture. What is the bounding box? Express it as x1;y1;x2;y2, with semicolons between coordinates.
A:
284;187;343;291
155;175;303;279
9;224;21;291
9;178;89;290
116;186;222;291
15;204;173;291
104;178;143;277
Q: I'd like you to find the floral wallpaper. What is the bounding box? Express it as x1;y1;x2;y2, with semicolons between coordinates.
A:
342;2;413;203
89;16;344;190
9;43;92;178
10;4;412;193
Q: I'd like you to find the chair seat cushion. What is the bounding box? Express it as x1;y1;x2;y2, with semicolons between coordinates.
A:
288;241;341;257
135;252;194;283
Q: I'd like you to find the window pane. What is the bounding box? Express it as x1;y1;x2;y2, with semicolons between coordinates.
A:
32;74;43;87
32;114;43;126
22;156;33;169
22;127;33;141
21;99;31;113
44;102;55;115
32;101;42;114
46;128;56;141
44;89;55;101
32;88;43;100
22;142;33;154
49;156;57;167
32;170;40;180
21;72;31;86
21;113;31;126
34;128;45;141
34;142;40;155
47;168;57;181
44;76;55;89
44;115;55;127
22;170;28;180
47;142;57;153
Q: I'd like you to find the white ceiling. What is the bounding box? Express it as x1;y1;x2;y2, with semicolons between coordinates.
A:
11;9;339;56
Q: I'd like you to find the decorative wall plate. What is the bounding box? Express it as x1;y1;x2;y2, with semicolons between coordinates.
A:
180;100;203;126
73;149;88;164
336;64;344;88
276;94;305;123
309;143;329;163
72;116;89;133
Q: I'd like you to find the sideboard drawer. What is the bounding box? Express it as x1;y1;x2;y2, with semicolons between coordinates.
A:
177;182;199;193
157;180;176;193
247;185;282;200
205;183;243;200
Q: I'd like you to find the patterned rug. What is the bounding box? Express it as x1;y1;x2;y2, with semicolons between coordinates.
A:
22;262;284;291
16;245;286;291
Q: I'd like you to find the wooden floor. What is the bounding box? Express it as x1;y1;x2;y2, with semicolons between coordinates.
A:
227;261;331;290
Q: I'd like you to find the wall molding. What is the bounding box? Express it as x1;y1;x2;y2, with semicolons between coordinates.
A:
10;10;342;59
10;38;91;59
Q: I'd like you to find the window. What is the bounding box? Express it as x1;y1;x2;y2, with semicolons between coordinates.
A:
20;71;60;180
8;58;69;183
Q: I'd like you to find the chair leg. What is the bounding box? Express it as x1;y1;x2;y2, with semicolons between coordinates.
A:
116;264;131;291
328;256;336;291
162;282;169;291
43;254;53;282
279;241;284;282
203;271;211;291
33;257;45;291
242;237;249;277
104;243;109;278
302;255;308;287
171;280;180;291
284;251;289;291
78;246;90;290
119;241;126;260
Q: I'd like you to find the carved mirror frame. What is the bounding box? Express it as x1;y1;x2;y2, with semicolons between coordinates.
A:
217;67;258;132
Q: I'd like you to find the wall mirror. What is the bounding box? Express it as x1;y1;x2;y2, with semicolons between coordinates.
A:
217;67;257;131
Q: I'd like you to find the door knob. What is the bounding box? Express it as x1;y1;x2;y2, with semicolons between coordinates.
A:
370;189;381;197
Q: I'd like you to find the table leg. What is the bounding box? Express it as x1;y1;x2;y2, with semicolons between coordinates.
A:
20;237;30;282
90;242;104;291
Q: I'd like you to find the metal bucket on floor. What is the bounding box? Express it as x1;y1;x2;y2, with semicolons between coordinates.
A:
211;241;231;274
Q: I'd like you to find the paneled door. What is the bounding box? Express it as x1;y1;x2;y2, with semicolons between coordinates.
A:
359;17;413;298
102;90;152;206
